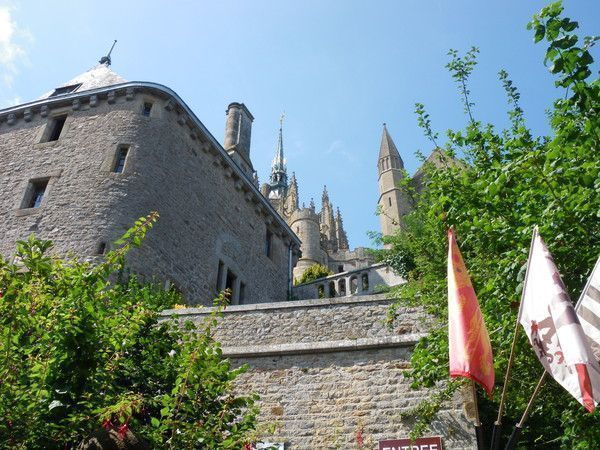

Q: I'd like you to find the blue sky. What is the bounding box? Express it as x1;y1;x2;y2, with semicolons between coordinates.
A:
1;1;598;248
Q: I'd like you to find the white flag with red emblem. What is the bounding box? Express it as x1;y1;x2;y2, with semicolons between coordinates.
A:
519;230;600;412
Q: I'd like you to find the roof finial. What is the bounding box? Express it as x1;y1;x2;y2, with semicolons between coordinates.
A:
99;40;117;66
280;111;285;128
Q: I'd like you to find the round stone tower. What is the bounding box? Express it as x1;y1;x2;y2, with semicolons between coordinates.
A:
289;208;327;280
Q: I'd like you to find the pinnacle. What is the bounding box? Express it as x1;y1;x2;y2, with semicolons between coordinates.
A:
378;124;404;167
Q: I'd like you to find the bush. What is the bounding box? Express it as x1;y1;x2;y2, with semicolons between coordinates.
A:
0;213;258;449
295;263;334;285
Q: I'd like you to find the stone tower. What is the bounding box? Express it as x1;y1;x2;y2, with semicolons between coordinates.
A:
377;124;410;240
224;102;254;177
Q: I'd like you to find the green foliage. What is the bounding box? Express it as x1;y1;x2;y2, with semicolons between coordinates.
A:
0;213;258;449
384;2;600;447
296;263;334;285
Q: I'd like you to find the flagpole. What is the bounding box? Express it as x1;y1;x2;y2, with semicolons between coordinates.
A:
490;226;538;450
504;372;547;450
471;380;487;450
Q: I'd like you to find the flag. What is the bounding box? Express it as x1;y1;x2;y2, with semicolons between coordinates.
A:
447;228;494;395
519;231;600;412
576;257;600;361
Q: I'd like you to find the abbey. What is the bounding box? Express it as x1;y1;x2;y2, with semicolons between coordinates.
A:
260;118;374;280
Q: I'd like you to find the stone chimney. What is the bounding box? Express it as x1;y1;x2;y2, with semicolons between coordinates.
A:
224;102;254;176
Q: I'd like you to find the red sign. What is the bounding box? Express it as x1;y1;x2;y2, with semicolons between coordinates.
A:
379;437;443;450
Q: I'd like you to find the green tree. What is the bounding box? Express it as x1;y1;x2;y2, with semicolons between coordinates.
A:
0;213;258;449
295;263;334;285
384;2;599;448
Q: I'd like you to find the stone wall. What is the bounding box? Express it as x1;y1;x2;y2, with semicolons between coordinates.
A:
0;85;299;305
162;294;476;449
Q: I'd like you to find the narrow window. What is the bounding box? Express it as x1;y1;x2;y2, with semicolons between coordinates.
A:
216;260;224;293
265;229;273;258
43;115;67;142
388;197;392;207
113;146;129;173
239;282;246;304
225;269;236;300
142;102;153;117
338;265;344;273
25;179;49;209
96;242;107;255
296;226;300;233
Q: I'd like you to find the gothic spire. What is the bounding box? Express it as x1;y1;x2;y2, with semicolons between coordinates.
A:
379;123;404;169
268;113;288;198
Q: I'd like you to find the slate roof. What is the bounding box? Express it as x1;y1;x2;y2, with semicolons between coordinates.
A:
39;63;127;99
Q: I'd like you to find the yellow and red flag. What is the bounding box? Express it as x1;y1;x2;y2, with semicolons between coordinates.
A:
447;228;495;395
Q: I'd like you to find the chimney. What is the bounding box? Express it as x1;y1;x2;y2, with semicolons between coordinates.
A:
224;103;254;171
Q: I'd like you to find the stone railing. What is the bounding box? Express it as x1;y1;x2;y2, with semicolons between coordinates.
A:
293;263;404;300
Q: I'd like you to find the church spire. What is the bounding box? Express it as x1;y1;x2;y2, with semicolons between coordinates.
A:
378;123;404;172
268;113;288;198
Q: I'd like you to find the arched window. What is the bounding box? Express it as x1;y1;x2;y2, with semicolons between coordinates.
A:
338;279;346;297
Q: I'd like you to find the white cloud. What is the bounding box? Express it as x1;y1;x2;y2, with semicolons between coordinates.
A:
0;5;31;104
0;7;25;84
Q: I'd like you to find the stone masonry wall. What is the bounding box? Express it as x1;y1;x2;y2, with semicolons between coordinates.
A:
162;295;476;449
0;87;295;305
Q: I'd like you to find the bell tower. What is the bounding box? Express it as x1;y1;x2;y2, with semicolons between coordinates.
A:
377;124;410;240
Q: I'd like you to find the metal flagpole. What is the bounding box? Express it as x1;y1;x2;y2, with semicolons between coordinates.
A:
504;372;547;450
490;226;538;450
471;380;487;450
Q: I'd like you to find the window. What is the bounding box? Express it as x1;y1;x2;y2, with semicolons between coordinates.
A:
42;115;67;142
25;179;49;209
96;242;107;255
142;102;153;117
216;260;224;293
113;147;129;173
49;83;81;97
225;269;236;300
265;229;273;258
338;265;344;273
239;282;246;304
388;197;392;207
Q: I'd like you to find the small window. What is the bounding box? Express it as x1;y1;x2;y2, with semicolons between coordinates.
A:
296;226;300;233
225;269;236;300
49;83;81;97
24;179;49;209
388;197;392;207
265;229;273;258
142;102;153;117
42;115;67;142
96;242;107;255
338;265;344;273
216;260;224;293
113;147;129;173
239;282;246;304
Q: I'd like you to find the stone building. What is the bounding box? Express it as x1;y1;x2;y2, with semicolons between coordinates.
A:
0;61;301;305
260;119;374;280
